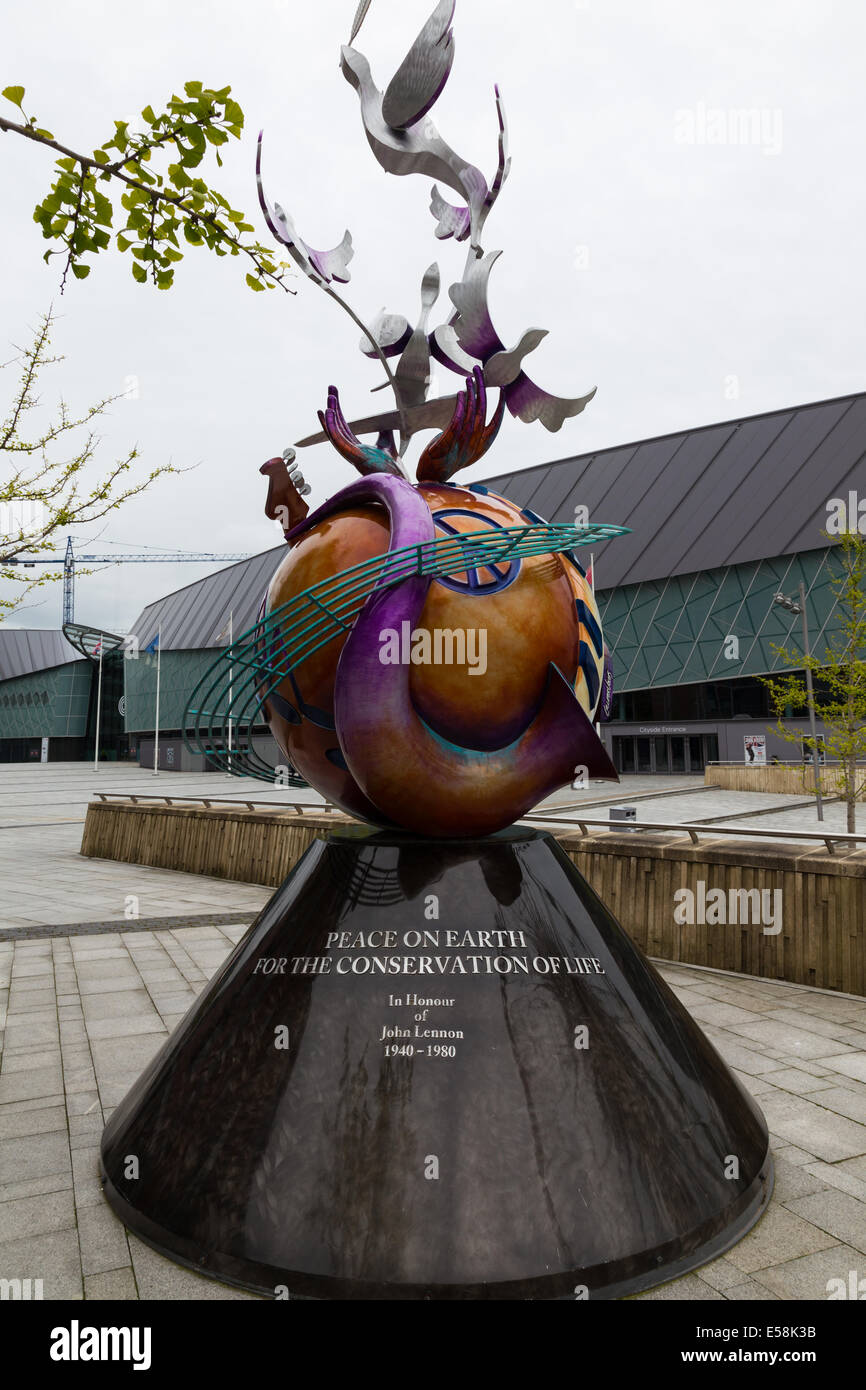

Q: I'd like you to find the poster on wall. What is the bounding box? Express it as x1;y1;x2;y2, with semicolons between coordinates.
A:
802;735;826;765
744;735;767;765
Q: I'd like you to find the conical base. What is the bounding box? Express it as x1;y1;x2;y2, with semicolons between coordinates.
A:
101;827;772;1299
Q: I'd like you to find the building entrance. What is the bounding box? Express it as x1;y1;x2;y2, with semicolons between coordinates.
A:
611;732;719;775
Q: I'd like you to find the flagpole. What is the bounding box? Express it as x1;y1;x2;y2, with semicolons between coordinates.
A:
93;638;104;772
152;625;161;777
227;610;233;777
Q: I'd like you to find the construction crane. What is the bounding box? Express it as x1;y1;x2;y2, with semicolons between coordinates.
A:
8;535;252;624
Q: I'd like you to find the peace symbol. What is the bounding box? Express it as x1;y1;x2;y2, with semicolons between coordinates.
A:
431;509;521;595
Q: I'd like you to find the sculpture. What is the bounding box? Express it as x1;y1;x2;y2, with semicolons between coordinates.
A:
104;2;773;1302
187;0;629;834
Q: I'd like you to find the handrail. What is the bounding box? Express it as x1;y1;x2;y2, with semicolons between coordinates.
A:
521;812;866;857
706;760;866;767
92;792;335;815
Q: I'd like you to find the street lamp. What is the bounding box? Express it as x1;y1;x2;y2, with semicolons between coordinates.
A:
773;583;823;821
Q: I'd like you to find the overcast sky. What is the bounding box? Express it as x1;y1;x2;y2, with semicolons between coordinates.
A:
2;0;864;633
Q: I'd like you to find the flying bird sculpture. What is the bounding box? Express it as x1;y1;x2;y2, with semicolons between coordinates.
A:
339;0;507;255
448;250;597;429
381;0;456;130
255;133;354;287
359;310;412;360
252;0;596;454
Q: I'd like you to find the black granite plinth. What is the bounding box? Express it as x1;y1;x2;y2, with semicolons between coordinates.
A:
100;827;772;1299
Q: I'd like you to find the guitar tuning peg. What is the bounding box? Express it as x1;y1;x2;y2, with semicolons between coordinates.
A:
287;460;311;497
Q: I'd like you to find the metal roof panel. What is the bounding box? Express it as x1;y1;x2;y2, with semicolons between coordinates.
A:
0;628;80;681
479;392;866;587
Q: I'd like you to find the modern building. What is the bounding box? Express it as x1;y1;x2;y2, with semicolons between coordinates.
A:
1;390;862;775
123;548;282;772
0;626;126;764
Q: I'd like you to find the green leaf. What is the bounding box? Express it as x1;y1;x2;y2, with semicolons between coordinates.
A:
184;80;203;98
246;272;265;291
92;148;110;165
92;190;113;226
2;85;25;109
141;104;156;125
71;262;90;279
131;261;148;283
116;233;131;251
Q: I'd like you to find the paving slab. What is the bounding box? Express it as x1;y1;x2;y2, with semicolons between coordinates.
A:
0;1130;71;1185
723;1203;837;1273
85;1266;139;1300
814;1054;866;1084
784;1189;866;1254
724;1279;781;1300
731;1020;857;1061
0;1227;83;1299
759;1092;866;1163
77;1202;132;1277
750;1244;864;1300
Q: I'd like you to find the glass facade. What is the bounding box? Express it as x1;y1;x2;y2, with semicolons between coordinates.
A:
611;732;720;775
597;548;840;693
0;660;92;739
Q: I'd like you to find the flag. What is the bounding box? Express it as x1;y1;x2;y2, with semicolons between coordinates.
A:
144;634;160;654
